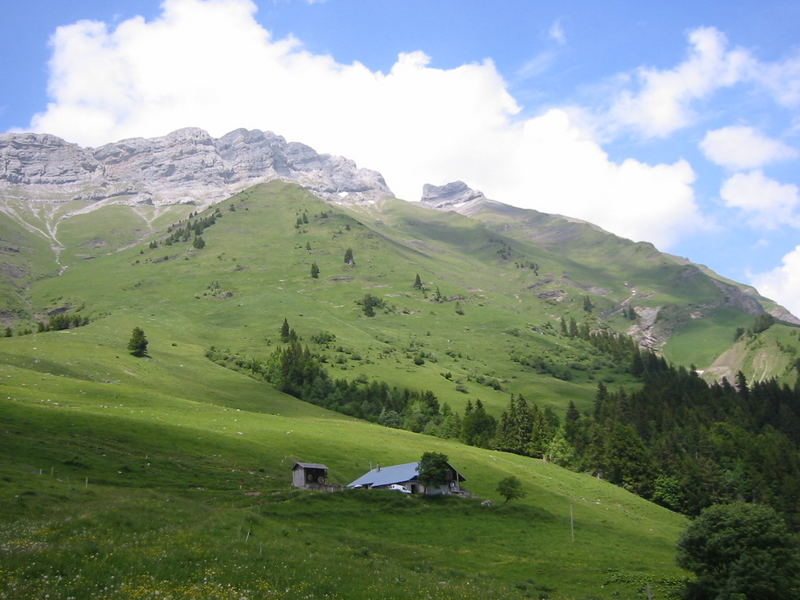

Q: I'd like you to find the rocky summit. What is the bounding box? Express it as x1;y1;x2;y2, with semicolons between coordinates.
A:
419;180;485;209
0;127;392;208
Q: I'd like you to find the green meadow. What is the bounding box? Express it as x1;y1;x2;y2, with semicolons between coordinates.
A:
4;179;791;598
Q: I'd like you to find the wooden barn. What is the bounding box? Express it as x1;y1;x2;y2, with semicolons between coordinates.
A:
292;462;329;489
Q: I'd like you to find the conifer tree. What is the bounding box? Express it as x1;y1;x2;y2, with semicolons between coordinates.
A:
413;273;422;289
344;247;354;265
127;327;148;357
280;318;291;343
310;262;320;279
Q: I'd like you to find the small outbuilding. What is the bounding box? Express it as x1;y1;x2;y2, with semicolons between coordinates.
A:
347;461;466;496
292;462;329;489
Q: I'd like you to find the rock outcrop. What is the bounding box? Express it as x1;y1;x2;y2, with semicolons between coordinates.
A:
0;127;392;207
419;181;484;209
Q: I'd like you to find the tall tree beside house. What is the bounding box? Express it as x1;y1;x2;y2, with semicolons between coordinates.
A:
127;327;148;357
417;452;451;488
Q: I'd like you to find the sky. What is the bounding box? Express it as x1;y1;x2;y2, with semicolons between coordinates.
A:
2;0;799;316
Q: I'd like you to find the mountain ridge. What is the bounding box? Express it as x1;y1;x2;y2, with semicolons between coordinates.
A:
0;127;392;208
1;128;798;378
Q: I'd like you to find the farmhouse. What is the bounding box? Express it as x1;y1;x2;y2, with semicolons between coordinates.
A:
347;461;466;495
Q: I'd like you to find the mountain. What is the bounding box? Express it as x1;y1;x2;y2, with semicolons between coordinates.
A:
0;127;391;208
2;130;800;597
420;181;800;373
1;128;798;384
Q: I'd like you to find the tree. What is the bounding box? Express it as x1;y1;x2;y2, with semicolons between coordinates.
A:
413;273;422;289
497;476;525;503
344;247;354;265
676;502;800;600
461;399;497;448
417;452;451;489
192;235;205;249
127;327;148;357
310;262;320;279
279;318;297;343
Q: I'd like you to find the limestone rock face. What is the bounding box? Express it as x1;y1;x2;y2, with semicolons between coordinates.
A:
419;181;485;209
0;127;393;207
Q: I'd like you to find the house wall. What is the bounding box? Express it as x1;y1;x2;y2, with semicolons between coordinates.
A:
292;469;306;488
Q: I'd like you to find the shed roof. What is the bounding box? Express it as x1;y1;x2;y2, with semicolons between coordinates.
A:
347;461;466;488
293;462;328;471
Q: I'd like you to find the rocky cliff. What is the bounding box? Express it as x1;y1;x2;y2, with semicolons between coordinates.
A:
419;180;485;209
0;127;392;207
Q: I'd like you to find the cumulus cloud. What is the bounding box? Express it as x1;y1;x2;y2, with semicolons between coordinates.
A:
603;27;800;140
22;0;704;247
720;170;800;228
607;27;752;138
751;246;800;318
700;125;797;170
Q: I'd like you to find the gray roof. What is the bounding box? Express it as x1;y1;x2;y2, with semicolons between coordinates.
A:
293;462;328;471
348;462;420;488
347;461;466;488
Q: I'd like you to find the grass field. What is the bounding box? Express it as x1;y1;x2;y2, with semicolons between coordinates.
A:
0;325;686;600
0;182;706;598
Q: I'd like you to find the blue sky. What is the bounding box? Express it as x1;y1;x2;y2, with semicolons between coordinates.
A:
2;0;800;315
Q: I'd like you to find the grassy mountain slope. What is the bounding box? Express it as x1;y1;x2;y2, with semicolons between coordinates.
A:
0;181;693;598
1;323;686;599
705;323;800;385
448;198;797;374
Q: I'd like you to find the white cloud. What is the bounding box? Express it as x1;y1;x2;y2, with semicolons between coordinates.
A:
22;0;704;248
700;126;797;170
517;50;557;80
548;20;566;46
607;27;753;138
751;246;800;318
754;52;800;108
720;170;800;228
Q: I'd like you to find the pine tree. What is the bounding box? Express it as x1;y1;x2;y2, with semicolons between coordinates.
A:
127;327;148;357
192;235;205;249
310;262;320;279
280;318;291;343
413;273;422;289
344;247;354;265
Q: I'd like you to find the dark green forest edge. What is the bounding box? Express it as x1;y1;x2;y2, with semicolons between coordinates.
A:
209;316;800;529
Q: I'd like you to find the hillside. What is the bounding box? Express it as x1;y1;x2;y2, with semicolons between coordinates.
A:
0;180;697;599
2;132;800;598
